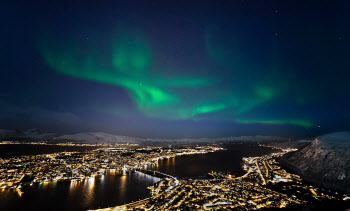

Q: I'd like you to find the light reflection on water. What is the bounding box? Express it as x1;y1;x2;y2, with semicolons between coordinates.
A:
171;156;175;166
0;144;277;211
119;175;127;202
84;178;96;207
0;172;160;211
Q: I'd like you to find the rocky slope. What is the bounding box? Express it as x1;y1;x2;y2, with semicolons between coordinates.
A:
282;132;350;192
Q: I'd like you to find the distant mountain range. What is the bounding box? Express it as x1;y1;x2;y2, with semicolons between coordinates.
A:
53;132;142;144
282;131;350;192
0;128;289;144
0;128;57;140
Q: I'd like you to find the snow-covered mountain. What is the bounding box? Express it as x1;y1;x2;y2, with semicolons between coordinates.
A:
25;128;46;136
53;132;142;143
269;139;313;149
214;135;288;142
282;132;350;192
0;128;289;145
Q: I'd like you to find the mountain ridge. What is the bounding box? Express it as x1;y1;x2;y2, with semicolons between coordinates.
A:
0;128;290;144
282;131;350;192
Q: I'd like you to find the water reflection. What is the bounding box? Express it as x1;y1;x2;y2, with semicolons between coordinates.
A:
69;180;78;196
52;180;58;188
119;175;127;202
84;177;96;207
0;144;277;211
171;157;175;166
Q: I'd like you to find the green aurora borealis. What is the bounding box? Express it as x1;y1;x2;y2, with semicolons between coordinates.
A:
39;30;312;127
3;1;350;137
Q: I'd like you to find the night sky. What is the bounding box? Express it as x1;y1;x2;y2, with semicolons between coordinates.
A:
1;1;350;138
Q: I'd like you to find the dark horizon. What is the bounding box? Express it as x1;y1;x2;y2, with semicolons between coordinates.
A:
0;126;335;140
1;1;350;138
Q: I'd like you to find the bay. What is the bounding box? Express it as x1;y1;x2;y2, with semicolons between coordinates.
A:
0;143;278;211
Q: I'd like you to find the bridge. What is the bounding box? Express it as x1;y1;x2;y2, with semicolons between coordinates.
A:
88;170;178;211
135;169;178;181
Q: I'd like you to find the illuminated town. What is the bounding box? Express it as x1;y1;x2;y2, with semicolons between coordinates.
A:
0;142;222;198
92;145;349;210
0;140;139;147
2;0;350;210
1;142;349;210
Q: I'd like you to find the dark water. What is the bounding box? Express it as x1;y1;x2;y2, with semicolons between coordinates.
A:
150;143;279;178
0;143;278;211
0;173;160;211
